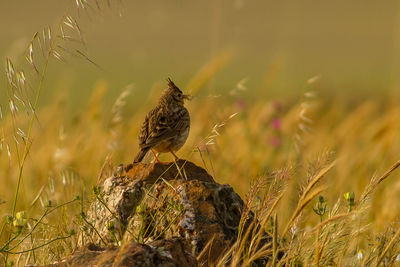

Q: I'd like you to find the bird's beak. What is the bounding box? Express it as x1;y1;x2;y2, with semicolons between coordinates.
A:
183;94;193;101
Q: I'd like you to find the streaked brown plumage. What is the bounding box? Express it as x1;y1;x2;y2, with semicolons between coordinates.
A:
134;78;191;163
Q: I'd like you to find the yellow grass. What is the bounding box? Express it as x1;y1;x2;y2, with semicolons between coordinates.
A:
1;1;400;266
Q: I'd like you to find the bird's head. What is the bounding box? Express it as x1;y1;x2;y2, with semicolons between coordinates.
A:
161;78;192;106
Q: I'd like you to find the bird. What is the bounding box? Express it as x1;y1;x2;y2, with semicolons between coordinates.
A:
134;78;191;163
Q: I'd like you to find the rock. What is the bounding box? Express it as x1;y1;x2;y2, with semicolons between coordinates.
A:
113;237;197;267
41;238;196;267
126;179;245;265
123;159;215;184
60;159;270;266
81;173;145;244
82;160;215;245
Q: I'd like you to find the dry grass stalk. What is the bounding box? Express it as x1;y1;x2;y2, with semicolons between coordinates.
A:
281;159;335;239
375;226;400;266
282;185;326;238
311;212;354;233
361;159;400;204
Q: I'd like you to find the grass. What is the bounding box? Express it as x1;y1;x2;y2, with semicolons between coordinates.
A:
1;1;400;266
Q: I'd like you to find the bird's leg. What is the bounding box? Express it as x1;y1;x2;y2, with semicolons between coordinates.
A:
169;149;179;162
151;149;161;163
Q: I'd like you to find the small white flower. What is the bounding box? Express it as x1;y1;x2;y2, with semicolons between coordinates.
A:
357;250;364;260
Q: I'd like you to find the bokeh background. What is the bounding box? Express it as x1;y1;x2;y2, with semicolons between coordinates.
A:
2;0;400;106
1;0;400;246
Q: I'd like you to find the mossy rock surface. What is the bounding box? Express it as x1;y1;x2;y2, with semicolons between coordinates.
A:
45;160;270;267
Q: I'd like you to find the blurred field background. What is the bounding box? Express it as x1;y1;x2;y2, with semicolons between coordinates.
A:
1;0;400;265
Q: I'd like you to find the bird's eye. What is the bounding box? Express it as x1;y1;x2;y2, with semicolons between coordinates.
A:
177;93;182;97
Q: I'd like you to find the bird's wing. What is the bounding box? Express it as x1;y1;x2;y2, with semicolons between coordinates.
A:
169;107;190;133
141;107;188;148
139;108;173;149
137;108;156;147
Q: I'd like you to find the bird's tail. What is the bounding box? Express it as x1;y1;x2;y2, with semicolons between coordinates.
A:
134;147;150;163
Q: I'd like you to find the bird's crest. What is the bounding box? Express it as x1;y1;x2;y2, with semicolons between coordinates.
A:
167;78;177;89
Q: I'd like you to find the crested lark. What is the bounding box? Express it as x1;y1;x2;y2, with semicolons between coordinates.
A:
134;78;191;163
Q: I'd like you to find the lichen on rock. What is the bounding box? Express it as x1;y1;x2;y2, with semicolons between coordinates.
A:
54;159;271;266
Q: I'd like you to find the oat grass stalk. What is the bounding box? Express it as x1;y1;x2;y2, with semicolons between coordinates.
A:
4;44;52;264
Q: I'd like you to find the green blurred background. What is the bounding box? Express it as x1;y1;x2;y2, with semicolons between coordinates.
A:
1;0;400;109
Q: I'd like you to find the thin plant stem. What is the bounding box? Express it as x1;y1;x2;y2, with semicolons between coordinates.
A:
81;214;106;246
272;214;278;267
11;49;51;218
376;226;400;267
5;234;73;255
6;199;78;252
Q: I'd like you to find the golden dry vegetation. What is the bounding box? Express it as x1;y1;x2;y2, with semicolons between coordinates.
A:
1;1;400;266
